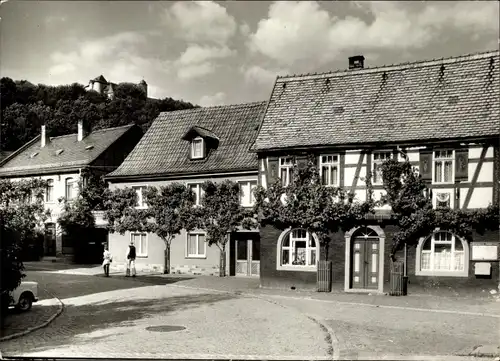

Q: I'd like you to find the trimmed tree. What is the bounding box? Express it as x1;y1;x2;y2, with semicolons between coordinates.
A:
379;157;500;262
142;184;197;274
253;155;375;261
197;180;257;277
0;178;49;313
104;183;196;274
58;171;108;263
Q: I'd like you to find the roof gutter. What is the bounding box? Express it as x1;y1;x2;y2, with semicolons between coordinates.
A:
104;168;258;183
250;135;499;154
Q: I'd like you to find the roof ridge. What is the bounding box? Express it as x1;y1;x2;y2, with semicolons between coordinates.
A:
158;100;267;117
48;123;134;140
277;49;500;82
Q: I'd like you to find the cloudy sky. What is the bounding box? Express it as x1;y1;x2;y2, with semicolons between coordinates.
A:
1;1;498;106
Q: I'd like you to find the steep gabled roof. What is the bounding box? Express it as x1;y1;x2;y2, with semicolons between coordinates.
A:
106;101;267;179
0;125;136;177
251;50;500;151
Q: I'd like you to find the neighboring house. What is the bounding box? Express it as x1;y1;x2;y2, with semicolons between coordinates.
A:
104;101;267;275
250;50;500;293
86;75;148;100
0;120;144;261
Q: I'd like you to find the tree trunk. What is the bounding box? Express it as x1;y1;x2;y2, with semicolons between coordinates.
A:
219;247;226;277
164;242;170;274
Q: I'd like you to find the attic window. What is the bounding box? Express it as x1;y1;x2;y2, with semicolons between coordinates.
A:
55;149;64;155
191;137;205;159
30;152;39;158
85;145;94;150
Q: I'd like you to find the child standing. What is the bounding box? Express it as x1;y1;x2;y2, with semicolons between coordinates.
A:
102;245;112;277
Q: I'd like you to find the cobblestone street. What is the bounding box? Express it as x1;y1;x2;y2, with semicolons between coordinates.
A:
1;269;499;360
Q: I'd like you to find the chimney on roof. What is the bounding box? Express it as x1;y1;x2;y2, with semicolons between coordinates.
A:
348;55;365;70
41;125;50;147
77;119;91;141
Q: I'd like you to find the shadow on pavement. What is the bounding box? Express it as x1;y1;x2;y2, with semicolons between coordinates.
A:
4;292;235;354
23;272;195;300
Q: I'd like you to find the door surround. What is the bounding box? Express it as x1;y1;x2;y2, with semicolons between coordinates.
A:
344;225;385;294
235;237;260;277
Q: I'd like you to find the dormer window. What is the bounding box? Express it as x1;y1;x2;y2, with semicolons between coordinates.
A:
191;137;205;159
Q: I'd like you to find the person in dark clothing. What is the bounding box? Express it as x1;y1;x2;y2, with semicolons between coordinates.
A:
126;241;136;277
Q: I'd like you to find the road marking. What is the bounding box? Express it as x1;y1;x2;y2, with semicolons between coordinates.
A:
167;284;500;319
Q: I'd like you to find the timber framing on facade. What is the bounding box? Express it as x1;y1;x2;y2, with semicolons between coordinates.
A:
251;49;500;293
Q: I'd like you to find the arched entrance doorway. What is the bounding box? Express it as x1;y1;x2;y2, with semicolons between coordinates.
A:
344;226;385;293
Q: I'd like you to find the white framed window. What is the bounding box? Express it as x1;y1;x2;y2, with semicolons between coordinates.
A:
373;151;392;185
132;186;147;208
279;157;294;187
433;150;454;184
45;179;54;202
131;233;148;257
188;183;204;206
319;154;339;186
416;231;468;277
186;233;206;258
277;228;317;271
65;177;75;200
239;180;257;207
191;137;205;159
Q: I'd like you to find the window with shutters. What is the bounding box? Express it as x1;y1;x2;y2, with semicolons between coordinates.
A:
279;157;294;187
319;154;339;186
373;151;392;184
186;233;206;258
433;150;454;184
416;231;467;277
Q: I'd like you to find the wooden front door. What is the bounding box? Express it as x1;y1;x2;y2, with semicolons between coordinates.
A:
351;236;379;289
235;238;260;276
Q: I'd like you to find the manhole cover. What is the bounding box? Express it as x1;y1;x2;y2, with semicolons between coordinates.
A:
145;325;186;332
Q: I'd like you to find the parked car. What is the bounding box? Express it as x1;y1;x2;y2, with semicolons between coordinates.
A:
9;281;39;311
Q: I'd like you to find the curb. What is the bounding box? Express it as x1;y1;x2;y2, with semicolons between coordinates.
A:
168;284;340;360
0;288;64;342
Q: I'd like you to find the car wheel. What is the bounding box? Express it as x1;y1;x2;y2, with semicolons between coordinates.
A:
16;293;33;312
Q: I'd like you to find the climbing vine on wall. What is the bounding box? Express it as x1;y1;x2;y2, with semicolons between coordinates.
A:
253;154;376;258
379;158;500;260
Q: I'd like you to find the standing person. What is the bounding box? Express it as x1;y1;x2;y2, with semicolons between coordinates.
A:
102;245;112;277
126;241;136;277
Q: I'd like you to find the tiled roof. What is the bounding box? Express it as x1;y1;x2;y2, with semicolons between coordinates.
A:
106;101;267;179
0;125;136;177
252;50;500;151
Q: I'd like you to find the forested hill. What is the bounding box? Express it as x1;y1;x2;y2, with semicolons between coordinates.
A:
0;77;198;152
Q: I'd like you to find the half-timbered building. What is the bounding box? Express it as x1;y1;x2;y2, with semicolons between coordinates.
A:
251;50;500;293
